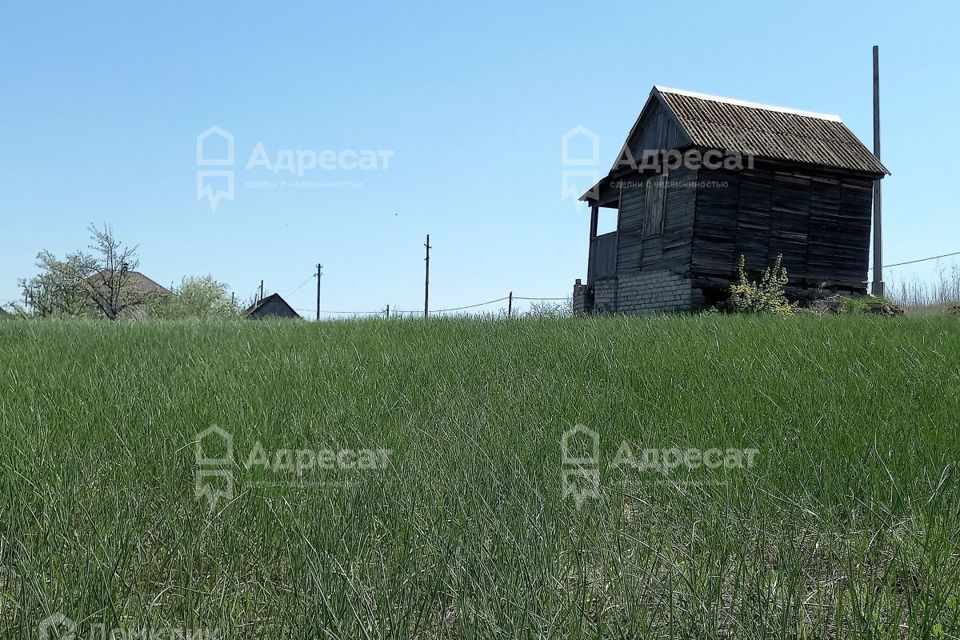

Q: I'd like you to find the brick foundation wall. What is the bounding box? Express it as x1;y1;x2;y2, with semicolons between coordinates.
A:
572;270;696;315
593;277;619;314
572;280;592;315
617;270;693;313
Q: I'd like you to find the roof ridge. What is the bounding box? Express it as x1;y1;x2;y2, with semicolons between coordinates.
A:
654;86;844;122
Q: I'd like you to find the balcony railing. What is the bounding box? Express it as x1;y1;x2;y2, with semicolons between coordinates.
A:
588;232;617;283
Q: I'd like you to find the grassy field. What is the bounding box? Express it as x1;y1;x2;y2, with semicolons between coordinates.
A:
1;316;959;639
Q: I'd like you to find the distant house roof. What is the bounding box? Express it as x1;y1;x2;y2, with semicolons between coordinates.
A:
83;269;170;318
244;293;301;319
609;86;888;181
88;269;171;296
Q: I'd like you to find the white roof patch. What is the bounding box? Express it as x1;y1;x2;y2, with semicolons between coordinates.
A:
654;86;844;122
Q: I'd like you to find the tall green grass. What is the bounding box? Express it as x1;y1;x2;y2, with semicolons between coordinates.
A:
1;315;958;639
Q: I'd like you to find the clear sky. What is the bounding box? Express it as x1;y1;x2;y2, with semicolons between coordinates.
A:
1;0;957;316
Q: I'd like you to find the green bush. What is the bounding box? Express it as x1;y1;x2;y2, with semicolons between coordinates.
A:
150;275;240;319
728;254;792;316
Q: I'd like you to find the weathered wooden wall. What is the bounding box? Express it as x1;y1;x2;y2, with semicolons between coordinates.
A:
694;162;874;296
626;101;691;160
615;166;698;275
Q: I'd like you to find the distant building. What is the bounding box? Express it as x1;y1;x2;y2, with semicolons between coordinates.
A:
244;293;301;320
87;266;170;319
574;86;888;315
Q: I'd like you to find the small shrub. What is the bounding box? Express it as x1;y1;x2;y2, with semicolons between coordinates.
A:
523;299;573;318
728;255;792;316
836;295;871;315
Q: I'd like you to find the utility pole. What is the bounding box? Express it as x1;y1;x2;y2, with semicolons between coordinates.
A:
424;234;431;318
871;45;884;297
315;263;323;321
508;291;513;318
385;304;390;319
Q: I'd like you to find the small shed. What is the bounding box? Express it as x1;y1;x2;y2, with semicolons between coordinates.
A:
574;86;889;314
244;293;301;320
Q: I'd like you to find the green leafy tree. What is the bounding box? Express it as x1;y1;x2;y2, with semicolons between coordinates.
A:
18;250;99;317
152;276;239;319
19;225;157;318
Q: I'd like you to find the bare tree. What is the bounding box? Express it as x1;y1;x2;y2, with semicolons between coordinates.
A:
85;224;146;319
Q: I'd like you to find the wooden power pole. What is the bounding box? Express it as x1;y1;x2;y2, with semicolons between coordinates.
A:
871;45;884;297
315;263;323;321
259;280;264;302
424;234;431;318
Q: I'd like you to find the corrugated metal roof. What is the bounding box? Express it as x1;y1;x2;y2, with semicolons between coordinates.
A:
654;87;888;175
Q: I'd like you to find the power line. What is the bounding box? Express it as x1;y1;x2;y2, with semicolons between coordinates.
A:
432;295;510;313
394;295;510;315
293;293;568;318
869;249;960;271
277;274;315;294
297;308;382;315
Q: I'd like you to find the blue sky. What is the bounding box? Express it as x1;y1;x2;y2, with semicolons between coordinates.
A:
1;0;956;315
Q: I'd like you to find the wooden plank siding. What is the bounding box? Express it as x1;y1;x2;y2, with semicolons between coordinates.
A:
691;168;740;277
590;232;618;280
661;167;697;272
735;168;774;270
625;100;691;164
614;167;698;274
616;180;646;272
835;179;874;286
693;162;874;292
769;171;812;278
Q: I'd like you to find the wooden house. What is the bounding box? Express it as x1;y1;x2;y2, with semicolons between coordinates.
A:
244;293;301;320
574;86;889;314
